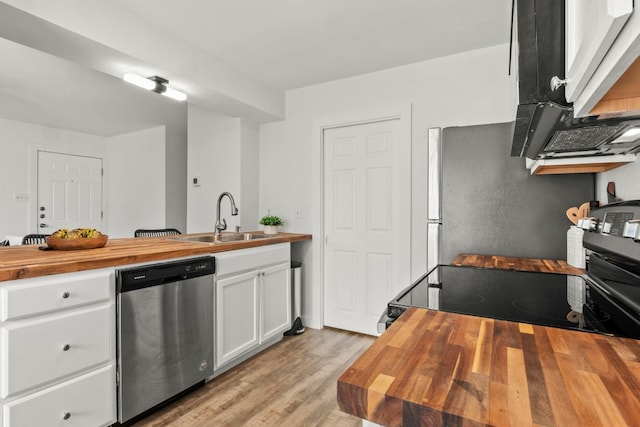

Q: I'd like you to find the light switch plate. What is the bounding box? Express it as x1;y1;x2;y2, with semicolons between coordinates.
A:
14;193;29;202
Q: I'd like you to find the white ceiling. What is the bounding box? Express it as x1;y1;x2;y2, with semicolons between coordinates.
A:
115;0;513;90
0;0;512;136
0;37;187;136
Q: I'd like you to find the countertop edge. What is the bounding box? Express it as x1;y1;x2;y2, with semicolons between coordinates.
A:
0;232;312;282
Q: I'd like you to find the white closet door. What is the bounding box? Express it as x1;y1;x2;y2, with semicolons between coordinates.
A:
323;118;410;335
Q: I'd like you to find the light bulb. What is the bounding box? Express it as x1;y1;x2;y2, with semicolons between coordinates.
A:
123;73;155;90
162;86;187;101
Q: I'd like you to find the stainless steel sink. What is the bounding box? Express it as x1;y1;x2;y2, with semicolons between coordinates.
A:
172;233;275;244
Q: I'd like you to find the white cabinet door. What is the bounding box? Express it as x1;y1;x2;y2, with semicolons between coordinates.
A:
3;365;114;427
565;0;632;102
1;304;112;398
565;0;637;115
215;270;259;369
1;268;112;321
260;262;291;343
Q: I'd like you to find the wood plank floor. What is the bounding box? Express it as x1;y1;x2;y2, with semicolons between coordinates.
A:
133;327;375;427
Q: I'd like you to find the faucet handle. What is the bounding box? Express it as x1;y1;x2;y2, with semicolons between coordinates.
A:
216;218;227;232
235;225;241;233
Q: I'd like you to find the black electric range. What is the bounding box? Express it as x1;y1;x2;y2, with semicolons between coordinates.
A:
386;266;590;331
383;201;640;340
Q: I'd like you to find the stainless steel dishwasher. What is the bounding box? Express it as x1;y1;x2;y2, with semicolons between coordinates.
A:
116;256;215;424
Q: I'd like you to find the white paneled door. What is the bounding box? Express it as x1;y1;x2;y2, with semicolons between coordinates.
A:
323;118;410;335
37;151;103;233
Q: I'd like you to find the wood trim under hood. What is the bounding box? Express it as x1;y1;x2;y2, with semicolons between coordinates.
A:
526;154;636;175
591;56;640;118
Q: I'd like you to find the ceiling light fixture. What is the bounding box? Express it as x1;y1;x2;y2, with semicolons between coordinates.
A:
123;73;187;101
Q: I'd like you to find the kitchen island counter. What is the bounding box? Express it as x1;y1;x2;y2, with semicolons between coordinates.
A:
337;306;640;426
0;232;311;282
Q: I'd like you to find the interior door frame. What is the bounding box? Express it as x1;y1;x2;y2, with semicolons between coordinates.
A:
29;144;107;233
312;104;412;330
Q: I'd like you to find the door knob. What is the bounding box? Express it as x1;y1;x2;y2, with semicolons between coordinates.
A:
39;223;48;228
40;206;46;211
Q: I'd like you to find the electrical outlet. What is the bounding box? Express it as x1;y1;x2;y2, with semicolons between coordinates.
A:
295;207;302;218
14;193;29;203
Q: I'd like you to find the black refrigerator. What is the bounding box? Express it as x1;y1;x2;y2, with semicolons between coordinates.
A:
427;122;594;269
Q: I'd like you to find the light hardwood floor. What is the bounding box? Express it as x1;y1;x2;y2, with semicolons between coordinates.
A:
133;327;375;427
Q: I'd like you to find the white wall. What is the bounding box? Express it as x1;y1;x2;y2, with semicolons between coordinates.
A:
240;118;260;228
596;161;640;204
165;124;188;233
106;126;166;237
187;105;261;233
187;105;238;232
0;117;107;239
260;44;518;329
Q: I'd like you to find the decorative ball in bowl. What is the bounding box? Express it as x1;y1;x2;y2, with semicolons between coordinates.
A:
46;228;108;250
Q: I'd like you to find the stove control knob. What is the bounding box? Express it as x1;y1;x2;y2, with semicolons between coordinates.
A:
623;220;640;239
581;217;598;232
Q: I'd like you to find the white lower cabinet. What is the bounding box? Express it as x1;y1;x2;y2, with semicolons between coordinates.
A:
4;365;114;427
215;243;291;371
0;268;115;427
2;304;111;398
260;262;292;342
216;270;260;366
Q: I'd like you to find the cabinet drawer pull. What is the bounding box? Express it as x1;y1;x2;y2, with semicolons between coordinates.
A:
62;412;71;420
62;291;70;299
62;344;70;351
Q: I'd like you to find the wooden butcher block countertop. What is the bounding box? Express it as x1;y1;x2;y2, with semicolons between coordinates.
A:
451;253;586;275
0;232;311;282
337;306;640;427
337;255;638;426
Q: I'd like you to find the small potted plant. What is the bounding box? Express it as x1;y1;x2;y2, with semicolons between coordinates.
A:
259;215;283;235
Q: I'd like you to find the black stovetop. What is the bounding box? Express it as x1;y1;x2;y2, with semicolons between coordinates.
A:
388;265;589;332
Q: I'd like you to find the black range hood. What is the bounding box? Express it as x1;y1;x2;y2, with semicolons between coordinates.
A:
511;0;640;161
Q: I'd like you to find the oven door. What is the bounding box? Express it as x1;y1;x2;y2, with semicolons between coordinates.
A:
584;254;640;339
584;277;640;339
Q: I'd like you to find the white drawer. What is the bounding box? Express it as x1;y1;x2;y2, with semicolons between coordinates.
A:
1;304;112;398
1;268;113;321
3;365;115;427
216;243;290;277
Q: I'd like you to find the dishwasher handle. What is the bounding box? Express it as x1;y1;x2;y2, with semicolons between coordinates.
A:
117;256;215;293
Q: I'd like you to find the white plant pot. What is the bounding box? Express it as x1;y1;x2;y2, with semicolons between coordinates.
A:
263;225;279;235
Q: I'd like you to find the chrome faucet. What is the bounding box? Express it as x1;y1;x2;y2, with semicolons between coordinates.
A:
215;192;239;238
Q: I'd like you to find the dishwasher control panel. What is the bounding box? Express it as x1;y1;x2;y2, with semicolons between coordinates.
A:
117;256;215;292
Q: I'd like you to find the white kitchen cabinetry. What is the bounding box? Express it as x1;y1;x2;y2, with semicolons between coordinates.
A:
260;262;292;342
565;0;640;117
215;270;259;367
0;268;116;427
214;243;291;371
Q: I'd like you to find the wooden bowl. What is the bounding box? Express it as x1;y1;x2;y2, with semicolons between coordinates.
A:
45;235;109;250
